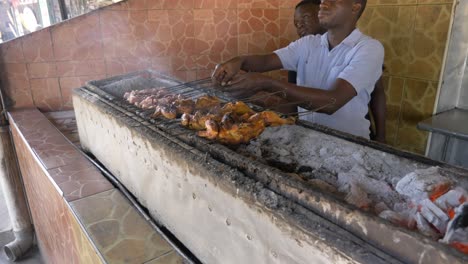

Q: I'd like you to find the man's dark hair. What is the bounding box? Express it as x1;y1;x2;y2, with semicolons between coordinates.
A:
356;0;367;18
295;0;321;9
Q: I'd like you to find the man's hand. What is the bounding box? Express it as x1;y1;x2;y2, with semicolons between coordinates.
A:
211;57;243;86
219;72;273;99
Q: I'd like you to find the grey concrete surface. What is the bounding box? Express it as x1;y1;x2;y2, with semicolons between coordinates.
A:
0;185;43;264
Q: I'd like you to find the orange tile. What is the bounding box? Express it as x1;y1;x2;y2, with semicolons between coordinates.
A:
100;10;152;59
27;62;57;79
60;75;106;108
51;13;103;61
238;9;280;55
56;60;106;77
279;8;297;48
279;0;297;8
21;28;55;63
238;0;279;9
194;0;237;9
146;10;195;57
0;40;24;63
30;78;63;111
147;0;195;9
0;63;33;108
106;57;152;77
194;9;237;56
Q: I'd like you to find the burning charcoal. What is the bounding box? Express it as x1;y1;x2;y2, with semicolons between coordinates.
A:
435;188;467;212
442;203;468;254
419;199;449;233
395;167;452;201
415;212;441;239
379;210;416;229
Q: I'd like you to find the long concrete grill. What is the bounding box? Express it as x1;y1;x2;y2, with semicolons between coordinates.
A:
73;70;468;264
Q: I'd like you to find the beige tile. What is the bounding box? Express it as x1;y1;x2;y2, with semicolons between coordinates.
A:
406;4;452;80
71;189;174;263
383;76;405;145
367;0;417;5
396;79;437;154
359;5;417;77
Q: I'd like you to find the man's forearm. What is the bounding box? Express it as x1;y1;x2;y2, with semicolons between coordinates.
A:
239;54;282;73
266;79;343;114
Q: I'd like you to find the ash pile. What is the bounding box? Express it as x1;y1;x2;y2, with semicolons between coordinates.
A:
241;125;468;254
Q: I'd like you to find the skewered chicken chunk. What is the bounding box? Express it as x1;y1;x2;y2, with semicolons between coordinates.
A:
124;87;169;106
175;99;195;115
197;119;219;140
195;95;222;111
198;117;266;145
249;111;296;127
221;101;255;116
181;111;221;130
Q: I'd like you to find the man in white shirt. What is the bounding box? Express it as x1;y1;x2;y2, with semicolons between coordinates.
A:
211;0;384;139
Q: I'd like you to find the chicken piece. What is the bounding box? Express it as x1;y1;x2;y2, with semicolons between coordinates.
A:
221;101;255;116
151;95;180;118
220;112;237;129
174;98;195;115
160;105;177;119
247;111;296;127
217;119;266;145
124;87;168;104
181;112;220;130
195;95;222;111
126;92;148;106
197;119;219;140
139;95;159;109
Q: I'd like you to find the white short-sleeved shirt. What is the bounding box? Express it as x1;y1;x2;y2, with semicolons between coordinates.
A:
274;29;384;139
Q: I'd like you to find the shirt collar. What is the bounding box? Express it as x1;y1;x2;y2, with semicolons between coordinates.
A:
320;28;363;48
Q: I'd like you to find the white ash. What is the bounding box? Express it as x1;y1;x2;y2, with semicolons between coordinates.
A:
435;188;468;211
419;199;449;233
243;125;468;245
396;167;452;201
415;212;441;239
245;125;425;208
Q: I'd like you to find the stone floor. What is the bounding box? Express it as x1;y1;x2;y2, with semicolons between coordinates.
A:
0;185;43;264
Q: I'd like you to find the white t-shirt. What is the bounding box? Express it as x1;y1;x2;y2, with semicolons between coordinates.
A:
274;29;384;139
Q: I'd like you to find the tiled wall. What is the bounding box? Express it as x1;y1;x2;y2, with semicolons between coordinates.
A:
0;0;454;154
358;0;454;153
0;0;294;112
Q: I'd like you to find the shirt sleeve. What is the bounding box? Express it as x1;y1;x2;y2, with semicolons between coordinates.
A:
274;37;307;72
338;39;384;95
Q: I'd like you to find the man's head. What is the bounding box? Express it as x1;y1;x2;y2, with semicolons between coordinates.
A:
294;0;325;38
318;0;367;29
